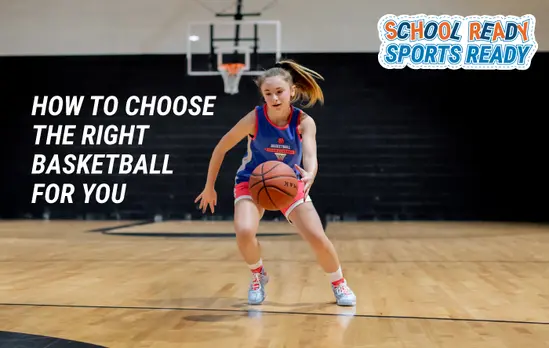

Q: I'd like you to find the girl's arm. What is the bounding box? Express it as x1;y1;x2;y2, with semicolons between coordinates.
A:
204;109;256;189
295;113;318;199
299;114;318;179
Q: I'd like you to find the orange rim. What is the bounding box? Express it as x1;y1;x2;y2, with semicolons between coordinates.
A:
219;63;246;75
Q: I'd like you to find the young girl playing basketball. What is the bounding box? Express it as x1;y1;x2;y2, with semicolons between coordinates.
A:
194;60;356;306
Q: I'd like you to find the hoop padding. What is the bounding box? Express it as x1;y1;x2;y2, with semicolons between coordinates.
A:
219;63;246;95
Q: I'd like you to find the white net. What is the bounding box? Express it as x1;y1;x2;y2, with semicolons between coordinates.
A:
219;64;245;95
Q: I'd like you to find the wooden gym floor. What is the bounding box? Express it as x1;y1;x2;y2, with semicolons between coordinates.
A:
1;219;549;347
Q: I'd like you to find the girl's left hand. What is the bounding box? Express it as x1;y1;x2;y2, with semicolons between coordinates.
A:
294;164;314;201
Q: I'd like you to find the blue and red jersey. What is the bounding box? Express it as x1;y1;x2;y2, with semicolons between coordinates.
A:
235;104;303;184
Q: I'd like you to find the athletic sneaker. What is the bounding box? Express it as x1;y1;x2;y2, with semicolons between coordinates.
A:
248;268;269;305
331;278;356;306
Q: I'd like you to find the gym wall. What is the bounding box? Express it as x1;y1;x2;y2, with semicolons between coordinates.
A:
1;0;548;54
1;0;547;222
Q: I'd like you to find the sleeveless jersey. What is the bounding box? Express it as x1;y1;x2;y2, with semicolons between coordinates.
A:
235;104;303;184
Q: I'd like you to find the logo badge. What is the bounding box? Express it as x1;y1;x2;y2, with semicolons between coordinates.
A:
274;153;287;161
378;14;538;70
265;137;295;161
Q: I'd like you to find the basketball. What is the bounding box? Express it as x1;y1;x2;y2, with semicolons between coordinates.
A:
249;161;299;210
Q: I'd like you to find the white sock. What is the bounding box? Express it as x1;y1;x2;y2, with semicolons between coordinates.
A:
327;266;344;283
248;259;263;271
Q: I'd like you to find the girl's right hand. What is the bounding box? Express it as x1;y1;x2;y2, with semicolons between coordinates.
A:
194;186;217;214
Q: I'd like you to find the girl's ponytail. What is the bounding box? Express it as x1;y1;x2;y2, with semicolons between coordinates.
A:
256;59;324;108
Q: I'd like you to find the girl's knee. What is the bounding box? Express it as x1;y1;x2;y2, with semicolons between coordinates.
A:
234;199;263;238
306;229;330;249
235;223;257;240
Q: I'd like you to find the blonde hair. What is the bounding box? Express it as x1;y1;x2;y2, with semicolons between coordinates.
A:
255;59;324;108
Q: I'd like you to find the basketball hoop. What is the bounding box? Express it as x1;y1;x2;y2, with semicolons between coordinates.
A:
218;63;246;95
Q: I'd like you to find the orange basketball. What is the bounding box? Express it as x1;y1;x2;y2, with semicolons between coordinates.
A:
249;161;299;211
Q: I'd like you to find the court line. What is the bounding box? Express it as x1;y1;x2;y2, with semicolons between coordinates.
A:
0;302;547;326
102;232;295;238
0;330;106;347
2;259;549;263
87;220;155;233
96;215;328;237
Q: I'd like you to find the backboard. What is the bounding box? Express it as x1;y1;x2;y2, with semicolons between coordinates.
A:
186;20;282;93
